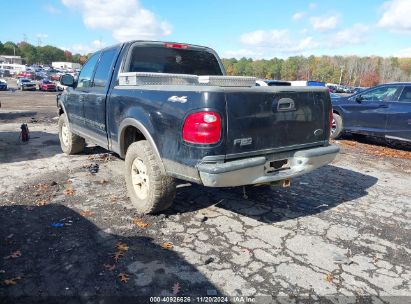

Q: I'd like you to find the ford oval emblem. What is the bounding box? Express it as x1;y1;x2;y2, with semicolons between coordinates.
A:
314;129;324;136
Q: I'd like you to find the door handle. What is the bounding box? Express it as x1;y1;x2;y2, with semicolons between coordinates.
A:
78;95;85;102
378;104;388;108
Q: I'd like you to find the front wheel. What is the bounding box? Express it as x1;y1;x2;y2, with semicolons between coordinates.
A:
125;140;176;214
58;114;85;154
330;113;343;139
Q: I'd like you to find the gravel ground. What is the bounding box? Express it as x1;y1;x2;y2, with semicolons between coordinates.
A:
0;82;410;303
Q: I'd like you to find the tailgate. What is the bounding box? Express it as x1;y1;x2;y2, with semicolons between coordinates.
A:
225;88;330;158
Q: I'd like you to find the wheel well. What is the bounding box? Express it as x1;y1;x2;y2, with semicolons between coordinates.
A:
122;126;146;155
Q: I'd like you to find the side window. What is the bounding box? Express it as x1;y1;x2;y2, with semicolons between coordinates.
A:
77;53;100;89
360;86;399;102
399;86;411;103
93;48;118;88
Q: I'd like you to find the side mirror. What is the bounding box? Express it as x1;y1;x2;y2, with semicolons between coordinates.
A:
60;74;75;87
355;95;363;103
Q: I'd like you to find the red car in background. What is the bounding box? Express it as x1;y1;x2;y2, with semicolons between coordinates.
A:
38;79;57;91
16;71;35;80
49;73;61;81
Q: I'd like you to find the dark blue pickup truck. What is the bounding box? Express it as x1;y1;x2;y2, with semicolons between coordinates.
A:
58;40;339;214
331;83;411;143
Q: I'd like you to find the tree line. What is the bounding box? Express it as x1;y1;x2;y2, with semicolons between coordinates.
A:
1;40;411;86
0;41;88;65
222;56;411;87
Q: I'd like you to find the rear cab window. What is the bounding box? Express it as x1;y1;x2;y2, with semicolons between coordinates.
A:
124;43;224;76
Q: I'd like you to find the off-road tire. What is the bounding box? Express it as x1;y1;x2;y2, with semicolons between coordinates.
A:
330;113;343;139
125;140;176;214
58;113;85;154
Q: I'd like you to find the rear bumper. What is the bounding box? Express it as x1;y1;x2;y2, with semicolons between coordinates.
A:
197;145;339;187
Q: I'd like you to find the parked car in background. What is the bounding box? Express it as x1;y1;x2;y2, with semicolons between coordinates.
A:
331;83;411;143
327;85;337;93
330;93;341;99
39;79;57;91
256;79;291;86
334;85;346;93
35;71;48;80
56;81;67;91
0;69;11;78
47;69;61;81
16;71;35;80
50;73;62;81
289;80;325;87
342;86;353;94
352;87;367;95
17;78;37;91
0;79;7;90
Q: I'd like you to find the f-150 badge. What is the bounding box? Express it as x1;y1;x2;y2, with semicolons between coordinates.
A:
234;137;252;146
168;96;188;103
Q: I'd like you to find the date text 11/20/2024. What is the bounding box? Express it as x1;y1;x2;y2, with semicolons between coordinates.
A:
149;296;259;303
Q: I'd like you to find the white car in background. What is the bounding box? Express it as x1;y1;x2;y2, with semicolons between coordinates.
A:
56;81;68;91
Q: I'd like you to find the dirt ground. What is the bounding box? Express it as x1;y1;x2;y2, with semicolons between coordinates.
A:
0;80;410;303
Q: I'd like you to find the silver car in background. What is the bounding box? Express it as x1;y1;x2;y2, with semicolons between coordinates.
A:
17;78;37;91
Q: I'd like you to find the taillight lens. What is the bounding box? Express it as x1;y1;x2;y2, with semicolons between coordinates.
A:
182;112;221;144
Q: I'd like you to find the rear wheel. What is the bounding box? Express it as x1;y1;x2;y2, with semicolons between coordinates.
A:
58;114;85;154
125;140;176;214
330;113;343;139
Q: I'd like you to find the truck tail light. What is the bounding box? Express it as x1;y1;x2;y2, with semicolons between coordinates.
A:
182;112;221;144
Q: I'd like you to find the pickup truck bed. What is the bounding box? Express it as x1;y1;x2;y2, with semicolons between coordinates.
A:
58;40;339;214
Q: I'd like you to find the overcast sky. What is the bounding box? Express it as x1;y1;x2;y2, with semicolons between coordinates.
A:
1;0;411;58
